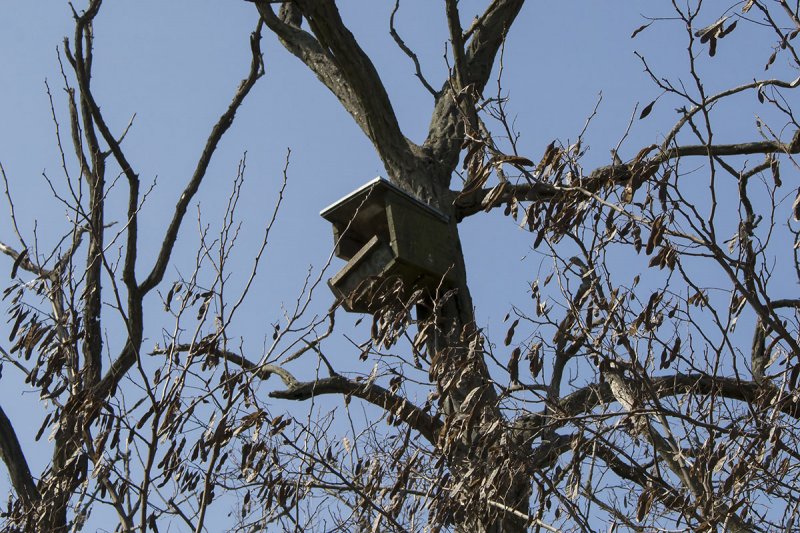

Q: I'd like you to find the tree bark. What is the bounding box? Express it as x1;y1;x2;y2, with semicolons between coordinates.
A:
0;407;38;510
253;1;531;528
425;201;530;532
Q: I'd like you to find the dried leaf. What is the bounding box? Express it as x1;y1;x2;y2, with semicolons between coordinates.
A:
509;347;520;383
536;140;561;175
720;19;737;38
461;386;481;408
632;225;643;253
632;144;658;167
528;342;543;378
461;162;493;197
658;180;669;210
639;100;656;119
695;17;728;42
630;21;653;39
35;413;52;442
648;246;666;268
636;490;653;521
11;249;28;279
164;281;179;312
622;183;635;203
645;216;664;255
504;319;519;346
790;362;800;390
8;309;25;342
668;337;681;366
793;188;800;221
659;347;669;369
770;156;781;187
462;140;484;170
136;406;154;430
765;49;777;70
481;181;507;212
498;155;535;167
534;227;546;249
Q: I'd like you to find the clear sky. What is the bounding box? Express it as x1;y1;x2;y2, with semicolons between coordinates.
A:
0;1;792;530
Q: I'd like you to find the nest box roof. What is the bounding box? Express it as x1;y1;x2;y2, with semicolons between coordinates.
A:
320;177;449;226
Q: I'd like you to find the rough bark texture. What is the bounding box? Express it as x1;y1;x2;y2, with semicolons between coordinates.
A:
255;1;530;529
0;407;38;508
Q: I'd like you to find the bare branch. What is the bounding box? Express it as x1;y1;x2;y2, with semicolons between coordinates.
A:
516;373;800;439
139;22;265;295
389;0;438;98
456;134;800;219
151;340;442;444
425;0;525;176
255;1;416;185
0;405;39;507
270;375;443;445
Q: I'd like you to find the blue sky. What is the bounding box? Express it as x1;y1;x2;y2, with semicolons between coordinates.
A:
1;1;794;530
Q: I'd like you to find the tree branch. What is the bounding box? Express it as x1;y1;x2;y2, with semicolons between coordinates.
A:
139;23;264;296
455;134;800;219
93;23;265;406
150;342;443;445
66;1;108;385
0;242;48;279
444;0;468;91
270;374;443;445
661;76;800;151
425;0;525;179
0;405;39;507
389;0;438;98
255;1;417;186
254;3;365;129
64;4;140;293
590;439;686;514
516;373;800;439
603;367;755;532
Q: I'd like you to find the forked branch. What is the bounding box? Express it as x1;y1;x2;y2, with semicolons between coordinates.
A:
139;22;265;295
254;0;413;182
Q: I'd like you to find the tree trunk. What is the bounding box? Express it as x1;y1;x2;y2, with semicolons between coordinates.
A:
254;1;531;527
424;197;530;532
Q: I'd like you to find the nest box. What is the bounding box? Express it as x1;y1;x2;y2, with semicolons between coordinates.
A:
320;177;454;313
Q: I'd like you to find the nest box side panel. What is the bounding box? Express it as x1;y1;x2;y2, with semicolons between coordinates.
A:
331;224;364;260
321;179;394;262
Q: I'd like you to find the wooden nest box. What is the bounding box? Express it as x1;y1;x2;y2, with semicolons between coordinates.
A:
321;177;454;313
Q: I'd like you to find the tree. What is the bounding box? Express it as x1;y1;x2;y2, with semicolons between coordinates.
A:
2;0;800;531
